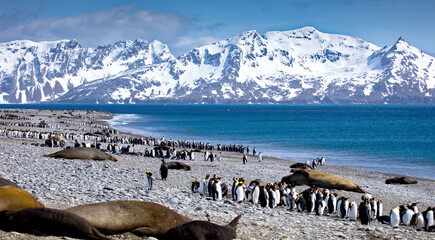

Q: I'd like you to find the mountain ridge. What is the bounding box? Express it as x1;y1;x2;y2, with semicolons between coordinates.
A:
0;27;434;104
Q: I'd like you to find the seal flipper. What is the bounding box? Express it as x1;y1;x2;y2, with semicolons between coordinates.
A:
228;214;242;228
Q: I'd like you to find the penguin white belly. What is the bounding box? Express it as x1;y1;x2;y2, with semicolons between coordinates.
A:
390;208;400;228
415;213;425;230
402;210;414;226
426;210;434;227
236;187;245;203
348;202;357;221
200;181;206;196
252;187;259;204
216;183;222;201
318;200;326;216
377;202;383;218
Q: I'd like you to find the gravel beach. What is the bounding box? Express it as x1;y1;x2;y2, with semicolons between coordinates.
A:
0;108;433;240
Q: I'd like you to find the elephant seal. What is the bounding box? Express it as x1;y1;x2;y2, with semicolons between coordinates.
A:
0;207;111;240
65;200;191;236
0;186;44;211
166;161;191;171
290;162;313;170
160;214;242;240
45;147;118;161
385;176;418;184
0;178;20;189
281;169;365;193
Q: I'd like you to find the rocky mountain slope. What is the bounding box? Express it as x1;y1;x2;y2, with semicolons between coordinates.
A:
0;27;434;104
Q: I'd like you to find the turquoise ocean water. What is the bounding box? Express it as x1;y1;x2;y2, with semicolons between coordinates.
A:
1;104;434;180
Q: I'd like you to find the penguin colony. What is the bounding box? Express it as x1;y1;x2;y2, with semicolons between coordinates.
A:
189;175;435;232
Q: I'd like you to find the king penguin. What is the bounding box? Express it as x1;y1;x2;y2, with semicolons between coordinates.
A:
358;200;371;225
191;177;199;193
231;177;238;200
306;190;316;213
401;205;414;226
423;207;434;227
377;200;383;219
213;179;223;201
296;195;306;213
336;196;343;217
251;183;260;205
160;159;168;180
348;201;358;221
339;197;349;218
235;182;245;203
145;171;153;190
390;206;401;228
370;198;378;220
199;175;208;196
259;186;269;208
315;199;327;216
328;193;337;214
412;212;425;230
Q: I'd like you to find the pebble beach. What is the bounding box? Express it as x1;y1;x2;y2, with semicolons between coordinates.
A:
0;108;434;240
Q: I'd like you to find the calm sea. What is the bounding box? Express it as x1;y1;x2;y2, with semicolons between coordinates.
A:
1;104;434;180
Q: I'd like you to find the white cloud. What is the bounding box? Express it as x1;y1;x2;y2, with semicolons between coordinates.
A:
0;5;191;48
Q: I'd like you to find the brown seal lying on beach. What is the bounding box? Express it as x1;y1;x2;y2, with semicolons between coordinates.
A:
45;147;118;161
385;176;418;184
290;162;313;170
165;161;191;171
281;169;366;193
159;214;242;240
0;178;20;189
65;200;191;236
0;207;111;240
0;186;44;211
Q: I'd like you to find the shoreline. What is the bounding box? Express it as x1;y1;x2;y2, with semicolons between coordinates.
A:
0;108;434;239
106;112;435;181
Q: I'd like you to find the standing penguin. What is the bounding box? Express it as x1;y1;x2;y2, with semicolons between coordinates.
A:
401;206;414;226
191;177;200;193
199;175;209;196
259;186;269;208
370;198;378;220
339;197;350;218
213;179;223;201
358;200;371;225
145;171;154;190
336;197;343;217
422;207;434;227
306;191;316;213
316;199;327;216
296;196;306;213
160;159;168;180
328;193;337;214
412;212;426;230
235;183;245;203
377;200;383;219
267;186;276;209
348;201;358;221
251;184;260;205
390;206;401;228
231;177;238;200
208;174;217;197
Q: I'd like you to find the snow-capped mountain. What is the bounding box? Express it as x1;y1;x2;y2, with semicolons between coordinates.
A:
0;39;174;103
1;27;434;104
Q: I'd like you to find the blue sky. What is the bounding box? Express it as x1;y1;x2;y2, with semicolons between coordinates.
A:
1;0;434;56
